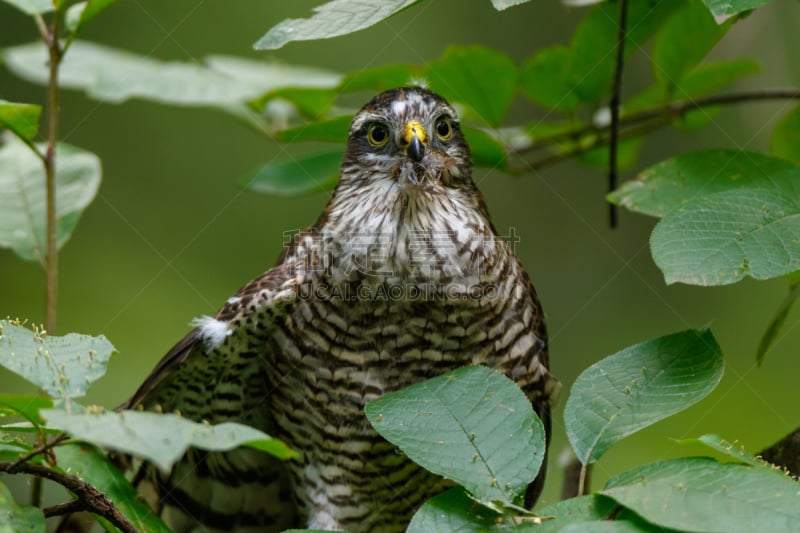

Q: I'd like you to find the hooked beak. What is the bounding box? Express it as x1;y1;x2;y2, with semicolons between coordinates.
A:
403;120;426;162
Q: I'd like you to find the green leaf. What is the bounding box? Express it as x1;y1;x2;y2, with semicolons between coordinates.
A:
254;0;421;50
1;0;53;15
365;365;546;508
0;394;52;425
0;481;44;533
625;59;760;114
0;137;101;262
491;0;534;10
0;320;115;404
603;457;800;533
243;148;341;196
42;408;298;472
425;45;518;127
675;434;770;468
772;105;800;165
65;0;119;34
277;116;352;143
608;149;796;218
702;0;772;21
0;100;41;142
533;495;618;532
569;0;687;103
4;42;340;108
653;1;733;88
565;329;724;465
407;487;502;533
579;137;644;170
340;63;421;92
267;87;337;118
462;126;508;169
520;46;580;113
651;187;800;285
54;443;171;533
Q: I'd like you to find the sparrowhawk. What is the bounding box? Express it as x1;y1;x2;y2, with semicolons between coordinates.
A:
124;87;555;532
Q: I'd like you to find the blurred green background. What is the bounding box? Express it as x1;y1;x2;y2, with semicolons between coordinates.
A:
2;0;799;509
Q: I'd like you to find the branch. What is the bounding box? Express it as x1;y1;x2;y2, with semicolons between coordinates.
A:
0;461;137;533
5;432;67;472
1;463;131;529
44;499;87;518
510;88;800;173
608;0;629;228
43;14;63;335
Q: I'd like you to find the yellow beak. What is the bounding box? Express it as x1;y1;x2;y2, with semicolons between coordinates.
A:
403;120;426;162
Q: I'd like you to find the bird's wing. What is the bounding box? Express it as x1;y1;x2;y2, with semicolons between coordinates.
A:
122;260;304;532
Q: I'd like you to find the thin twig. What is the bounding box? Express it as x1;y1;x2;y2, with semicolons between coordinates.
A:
5;433;67;472
44;499;88;518
513;88;800;157
0;461;137;533
608;0;629;228
43;15;62;335
510;89;800;173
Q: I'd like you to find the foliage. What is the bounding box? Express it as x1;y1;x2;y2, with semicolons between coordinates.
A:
2;0;800;531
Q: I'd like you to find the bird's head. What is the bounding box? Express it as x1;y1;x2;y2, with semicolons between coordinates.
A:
339;87;473;194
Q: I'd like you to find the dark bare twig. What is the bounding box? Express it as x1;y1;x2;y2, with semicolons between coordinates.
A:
44;499;88;518
608;0;629;228
6;433;67;472
0;461;137;533
511;89;800;173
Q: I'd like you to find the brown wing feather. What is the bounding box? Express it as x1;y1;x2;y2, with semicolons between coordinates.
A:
120;260;303;532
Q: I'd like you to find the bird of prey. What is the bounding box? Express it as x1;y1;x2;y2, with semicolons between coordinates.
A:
124;86;556;532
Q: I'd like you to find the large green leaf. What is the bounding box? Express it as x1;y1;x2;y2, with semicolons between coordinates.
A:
569;0;687;103
0;481;44;533
624;59;760;114
604;457;800;533
565;329;724;465
772;105;800;165
651;186;800;285
339;63;421;92
608;150;796;218
42;408;298;472
65;0;120;34
425;45;518;127
532;495;618;532
1;0;53;15
520;45;580;113
652;1;733;88
365;365;546;508
702;0;773;20
254;0;421;50
491;0;533;9
0;394;52;425
0;137;101;262
675;434;770;468
4;42;340;107
462;126;508;169
242;148;342;196
54;443;171;533
407;487;502;533
0;320;115;404
277;116;352;143
0;100;41;142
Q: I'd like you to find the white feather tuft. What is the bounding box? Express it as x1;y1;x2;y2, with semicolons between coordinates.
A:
192;315;231;350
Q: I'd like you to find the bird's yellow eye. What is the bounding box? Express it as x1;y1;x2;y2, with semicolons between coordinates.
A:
434;117;453;141
367;123;389;147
